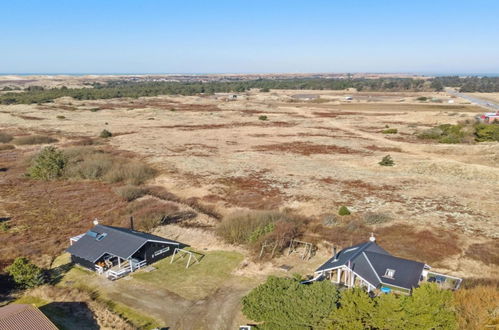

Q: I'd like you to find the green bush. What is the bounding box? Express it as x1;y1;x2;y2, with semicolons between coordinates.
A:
0;132;13;143
382;128;398;134
379;155;395;166
338;206;351;216
27;146;67;180
114;185;147;201
89;107;100;112
417;96;428;101
13;135;57;145
259;115;268;121
5;257;45;289
99;129;112;138
242;276;339;329
260;88;270;92
474;123;499;142
56;115;66;119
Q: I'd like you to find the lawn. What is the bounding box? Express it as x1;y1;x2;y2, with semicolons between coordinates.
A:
132;249;247;300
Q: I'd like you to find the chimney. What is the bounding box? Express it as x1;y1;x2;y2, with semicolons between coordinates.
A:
333;246;337;256
130;216;134;230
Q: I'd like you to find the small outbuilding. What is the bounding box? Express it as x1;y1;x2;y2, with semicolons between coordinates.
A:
67;223;181;279
0;304;57;330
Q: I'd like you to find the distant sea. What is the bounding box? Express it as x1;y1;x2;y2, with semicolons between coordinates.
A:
1;72;499;77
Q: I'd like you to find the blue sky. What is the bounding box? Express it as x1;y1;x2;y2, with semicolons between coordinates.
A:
2;0;499;74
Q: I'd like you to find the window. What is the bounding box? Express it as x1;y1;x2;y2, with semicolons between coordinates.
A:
152;247;170;257
384;269;395;278
86;230;98;238
96;233;108;241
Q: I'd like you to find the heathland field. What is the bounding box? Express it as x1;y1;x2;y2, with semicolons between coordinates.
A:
1;87;498;328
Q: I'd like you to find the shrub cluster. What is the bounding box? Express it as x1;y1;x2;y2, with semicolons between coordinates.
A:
418;122;499;143
114;185;147;201
27;146;156;185
338;206;351;216
0;132;13;143
216;211;303;257
13;135;58;145
242;277;458;330
362;212;392;224
5;257;46;289
378;155;395;166
381;128;398;134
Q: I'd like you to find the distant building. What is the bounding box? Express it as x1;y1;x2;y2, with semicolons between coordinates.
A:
0;304;57;330
313;235;461;294
67;222;181;280
291;94;319;101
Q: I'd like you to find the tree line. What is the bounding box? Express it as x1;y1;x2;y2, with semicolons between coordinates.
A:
432;76;499;92
0;78;430;105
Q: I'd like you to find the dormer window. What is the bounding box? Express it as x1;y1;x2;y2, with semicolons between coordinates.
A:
384;269;395;278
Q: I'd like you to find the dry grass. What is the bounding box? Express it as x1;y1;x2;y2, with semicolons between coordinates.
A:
376;224;461;264
20;285;152;329
13;135;57;145
464;240;499;266
254;141;363;155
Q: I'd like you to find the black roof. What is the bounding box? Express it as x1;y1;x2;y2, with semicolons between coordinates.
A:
66;224;179;262
316;241;425;290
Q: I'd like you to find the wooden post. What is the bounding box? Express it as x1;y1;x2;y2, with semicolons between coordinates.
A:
187;253;192;269
170;248;178;264
118;257;121;269
337;269;341;284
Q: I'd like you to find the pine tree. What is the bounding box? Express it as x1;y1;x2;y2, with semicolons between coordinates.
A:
403;283;457;329
327;288;375;330
372;293;407;329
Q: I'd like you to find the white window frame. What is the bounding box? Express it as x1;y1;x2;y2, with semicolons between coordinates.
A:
384;268;395;278
152;246;170;257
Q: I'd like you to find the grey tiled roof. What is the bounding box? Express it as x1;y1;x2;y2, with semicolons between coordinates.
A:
66;224;179;262
316;241;425;290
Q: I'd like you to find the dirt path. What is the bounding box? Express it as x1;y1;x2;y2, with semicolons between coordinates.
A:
104;278;251;330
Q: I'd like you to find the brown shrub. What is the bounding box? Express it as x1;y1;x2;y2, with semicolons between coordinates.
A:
126;199;180;232
114;185;147;201
13;135;58;145
216;211;286;245
453;286;499;330
0;144;15;150
63;147;156;185
0;132;13;143
464;240;499;266
254;141;363;155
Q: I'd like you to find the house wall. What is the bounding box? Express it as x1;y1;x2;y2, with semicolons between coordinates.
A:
132;242;175;265
71;254;95;271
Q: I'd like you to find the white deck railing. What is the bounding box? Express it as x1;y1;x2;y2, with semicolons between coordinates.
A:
131;259;146;271
107;266;132;280
69;233;85;245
